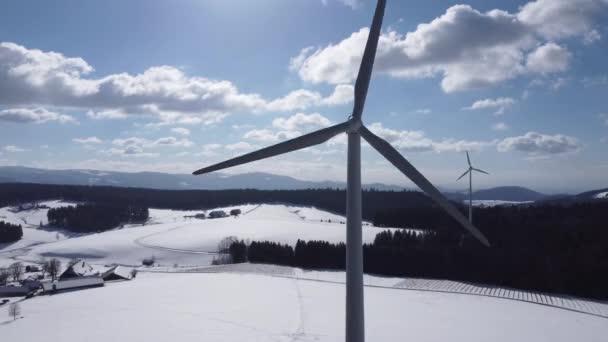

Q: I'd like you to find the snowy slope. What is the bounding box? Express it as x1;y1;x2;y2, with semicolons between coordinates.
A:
594;191;608;199
1;271;606;341
1;204;397;268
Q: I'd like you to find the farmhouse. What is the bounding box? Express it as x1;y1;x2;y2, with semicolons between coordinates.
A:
208;210;227;219
101;266;134;281
42;276;104;293
59;260;98;280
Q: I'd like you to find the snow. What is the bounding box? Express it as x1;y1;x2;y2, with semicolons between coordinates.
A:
467;200;532;207
1;203;396;268
1;271;606;341
594;191;608;199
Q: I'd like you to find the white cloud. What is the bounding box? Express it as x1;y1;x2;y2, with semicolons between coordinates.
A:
196;143;222;157
413;108;431;114
464;97;516;115
369;122;493;153
152;136;194;148
4;145;29;152
0;42;353;126
243;129;300;143
86;109;129;120
243;113;333;143
291;1;605;92
321;0;361;9
225;141;257;151
272;113;332;131
497;132;580;155
170;127;191;136
73;136;103;144
492;122;509;131
517;0;607;41
525;43;571;74
0;107;76;124
600;113;608;126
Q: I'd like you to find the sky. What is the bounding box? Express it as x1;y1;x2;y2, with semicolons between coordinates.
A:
0;0;607;194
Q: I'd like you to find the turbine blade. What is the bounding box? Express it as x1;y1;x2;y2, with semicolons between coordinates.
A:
351;0;386;120
473;168;489;175
456;169;470;181
466;151;471;167
360;126;490;247
193;121;350;175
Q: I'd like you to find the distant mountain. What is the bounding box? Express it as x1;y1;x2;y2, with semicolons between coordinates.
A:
445;186;548;202
0;166;402;191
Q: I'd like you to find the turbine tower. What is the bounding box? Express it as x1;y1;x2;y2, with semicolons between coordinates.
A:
457;151;490;223
193;1;489;341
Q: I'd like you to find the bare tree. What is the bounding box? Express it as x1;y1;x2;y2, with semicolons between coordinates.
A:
9;262;23;282
39;258;49;278
9;303;21;320
0;270;9;285
46;259;62;281
217;236;238;253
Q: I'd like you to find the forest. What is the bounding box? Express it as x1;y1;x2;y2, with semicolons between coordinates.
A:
0;221;23;243
0;183;432;220
231;200;608;300
47;203;149;233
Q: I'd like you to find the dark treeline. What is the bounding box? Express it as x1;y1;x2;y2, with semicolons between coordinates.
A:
0;183;433;221
48;203;149;233
0;221;23;243
232;201;608;300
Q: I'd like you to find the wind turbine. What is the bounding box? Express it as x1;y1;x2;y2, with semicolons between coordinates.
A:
457;151;490;223
193;1;489;341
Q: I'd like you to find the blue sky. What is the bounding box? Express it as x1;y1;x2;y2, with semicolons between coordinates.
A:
0;0;607;193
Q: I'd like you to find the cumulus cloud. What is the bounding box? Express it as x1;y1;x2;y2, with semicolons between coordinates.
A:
243;113;333;143
170;127;191;136
196;143;223;157
0;107;76;124
290;1;606;92
152;136;194;147
497;132;580;155
272;113;332;131
0;42;353;126
73;136;103;144
86;109;129;120
464;97;516;115
526;43;571;74
517;0;608;41
369;122;492;153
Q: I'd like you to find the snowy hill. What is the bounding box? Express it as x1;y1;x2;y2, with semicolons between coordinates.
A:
0;203;398;268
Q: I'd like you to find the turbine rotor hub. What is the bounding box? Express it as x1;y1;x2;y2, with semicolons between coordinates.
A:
347;116;362;133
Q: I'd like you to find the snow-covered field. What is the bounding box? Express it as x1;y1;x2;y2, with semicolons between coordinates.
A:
468;200;532;207
1;270;607;341
2;201;607;341
0;202;396;267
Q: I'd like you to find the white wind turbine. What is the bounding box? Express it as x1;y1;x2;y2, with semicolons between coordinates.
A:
457;151;490;223
193;1;490;341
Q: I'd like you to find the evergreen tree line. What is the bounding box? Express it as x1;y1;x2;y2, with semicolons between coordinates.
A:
48;203;149;233
229;201;608;300
0;221;23;243
0;183;433;221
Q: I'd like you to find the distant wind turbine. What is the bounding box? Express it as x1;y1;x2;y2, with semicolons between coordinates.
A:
457;151;490;223
193;1;489;341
